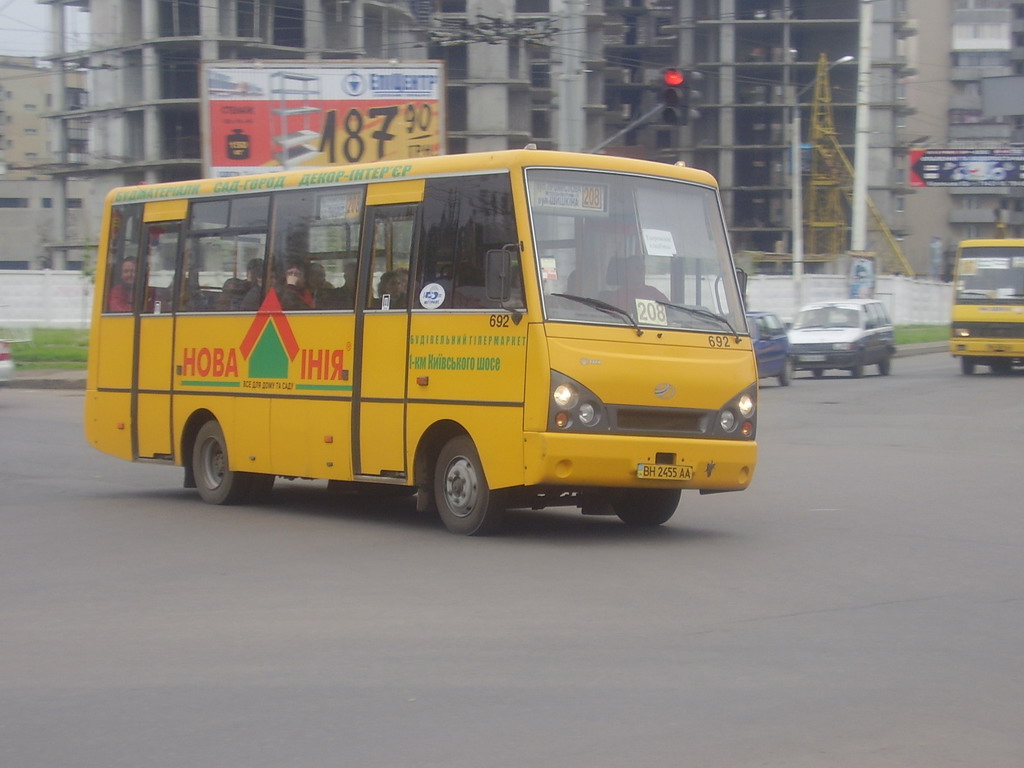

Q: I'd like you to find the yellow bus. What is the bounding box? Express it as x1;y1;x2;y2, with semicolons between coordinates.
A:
85;149;757;534
950;238;1024;375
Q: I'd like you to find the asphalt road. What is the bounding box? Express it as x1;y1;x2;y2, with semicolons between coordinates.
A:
1;353;1022;768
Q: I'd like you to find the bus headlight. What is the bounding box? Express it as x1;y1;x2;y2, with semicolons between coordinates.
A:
549;372;606;431
953;326;970;338
578;402;598;426
737;394;754;418
719;410;737;431
832;342;853;351
553;383;578;409
712;385;757;440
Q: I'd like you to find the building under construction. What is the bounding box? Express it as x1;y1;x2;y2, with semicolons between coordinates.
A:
678;0;918;275
31;0;934;273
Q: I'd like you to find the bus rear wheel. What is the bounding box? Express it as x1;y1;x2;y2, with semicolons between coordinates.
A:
193;420;252;505
434;435;505;535
613;488;680;527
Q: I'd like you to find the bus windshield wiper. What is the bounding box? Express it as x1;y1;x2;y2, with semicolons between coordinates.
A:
551;293;643;336
656;300;740;341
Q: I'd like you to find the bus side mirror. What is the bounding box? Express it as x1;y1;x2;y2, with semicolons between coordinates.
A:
735;267;748;301
485;247;513;302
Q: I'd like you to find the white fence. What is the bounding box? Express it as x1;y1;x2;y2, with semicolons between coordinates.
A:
0;270;954;330
745;274;953;325
0;271;95;330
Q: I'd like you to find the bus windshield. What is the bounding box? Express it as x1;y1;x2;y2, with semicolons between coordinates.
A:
955;245;1024;303
529;169;744;333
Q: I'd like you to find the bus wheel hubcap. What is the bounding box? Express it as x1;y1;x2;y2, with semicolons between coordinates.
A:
444;457;478;518
202;439;225;488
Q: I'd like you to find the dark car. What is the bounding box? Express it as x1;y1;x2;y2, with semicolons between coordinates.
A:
746;310;791;386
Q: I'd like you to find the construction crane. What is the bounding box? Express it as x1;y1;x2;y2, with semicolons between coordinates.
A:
803;54;913;276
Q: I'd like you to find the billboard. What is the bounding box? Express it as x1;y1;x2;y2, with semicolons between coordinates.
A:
201;61;445;177
909;148;1024;188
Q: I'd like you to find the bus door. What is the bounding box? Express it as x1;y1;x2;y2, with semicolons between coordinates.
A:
132;201;186;460
352;183;422;478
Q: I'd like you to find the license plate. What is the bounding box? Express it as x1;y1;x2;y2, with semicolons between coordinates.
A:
637;463;693;480
799;354;826;362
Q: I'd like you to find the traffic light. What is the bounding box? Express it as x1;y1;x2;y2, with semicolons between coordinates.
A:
660;68;689;125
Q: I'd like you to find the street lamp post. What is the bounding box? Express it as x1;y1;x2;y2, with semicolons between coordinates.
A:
790;54;854;308
851;0;874;253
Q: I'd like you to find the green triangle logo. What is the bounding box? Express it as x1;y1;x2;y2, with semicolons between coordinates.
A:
239;290;299;379
248;324;290;378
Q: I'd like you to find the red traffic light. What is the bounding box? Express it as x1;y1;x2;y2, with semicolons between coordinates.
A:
663;68;685;87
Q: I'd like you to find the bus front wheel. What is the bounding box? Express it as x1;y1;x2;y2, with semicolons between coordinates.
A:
614;488;680;527
434;436;505;535
193;420;252;505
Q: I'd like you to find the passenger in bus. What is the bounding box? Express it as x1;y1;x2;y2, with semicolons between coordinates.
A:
278;257;314;310
601;255;668;308
239;258;264;310
217;277;249;311
181;268;214;312
377;267;409;309
326;260;357;309
107;257;137;312
307;262;335;305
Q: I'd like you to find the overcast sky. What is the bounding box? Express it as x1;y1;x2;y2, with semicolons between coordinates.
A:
0;0;88;58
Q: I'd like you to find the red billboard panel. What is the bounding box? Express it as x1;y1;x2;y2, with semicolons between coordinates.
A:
202;61;445;177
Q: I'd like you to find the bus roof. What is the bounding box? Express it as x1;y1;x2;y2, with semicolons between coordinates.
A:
104;149;720;207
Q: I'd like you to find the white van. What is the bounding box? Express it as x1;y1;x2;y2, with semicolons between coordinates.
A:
788;299;895;378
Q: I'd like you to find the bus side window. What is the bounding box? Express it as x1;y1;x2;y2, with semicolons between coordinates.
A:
271;188;364;311
453;259;488;308
180;196;269;314
415;174;521;311
104;204;143;313
179;241;214;312
366;206;416;310
315;259;356;309
140;224;179;315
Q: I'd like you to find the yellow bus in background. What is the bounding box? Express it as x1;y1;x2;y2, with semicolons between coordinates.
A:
950;238;1024;375
85;149;757;534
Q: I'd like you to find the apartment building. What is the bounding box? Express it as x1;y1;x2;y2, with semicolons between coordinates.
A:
946;0;1023;241
899;0;1022;277
0;55;87;269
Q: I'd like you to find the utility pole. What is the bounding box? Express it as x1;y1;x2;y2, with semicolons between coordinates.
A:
851;0;873;253
558;0;586;152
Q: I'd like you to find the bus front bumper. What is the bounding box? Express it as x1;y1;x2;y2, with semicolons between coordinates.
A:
950;339;1024;358
521;433;756;492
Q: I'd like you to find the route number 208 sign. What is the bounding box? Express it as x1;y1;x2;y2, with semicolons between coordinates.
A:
203;61;445;178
